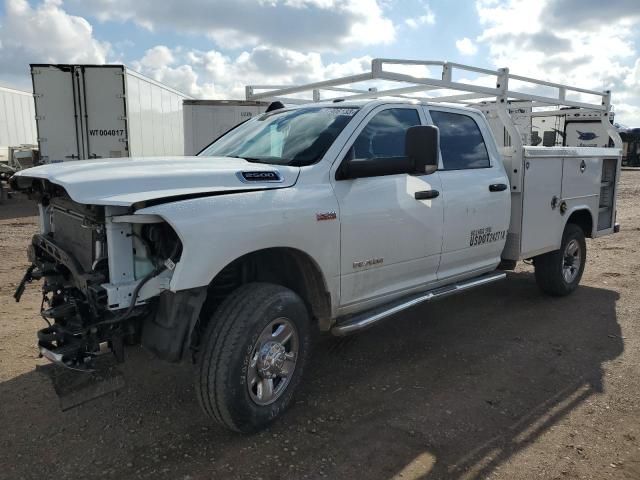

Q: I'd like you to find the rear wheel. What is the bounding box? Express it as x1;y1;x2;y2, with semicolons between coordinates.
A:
534;223;586;296
195;283;311;432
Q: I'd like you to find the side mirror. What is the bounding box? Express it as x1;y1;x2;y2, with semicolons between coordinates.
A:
338;155;414;180
406;125;439;175
336;125;439;180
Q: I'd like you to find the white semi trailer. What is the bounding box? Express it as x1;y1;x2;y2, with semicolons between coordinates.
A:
183;100;269;155
0;85;37;161
31;64;192;163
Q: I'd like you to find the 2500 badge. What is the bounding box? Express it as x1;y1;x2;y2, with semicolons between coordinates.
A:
470;226;506;247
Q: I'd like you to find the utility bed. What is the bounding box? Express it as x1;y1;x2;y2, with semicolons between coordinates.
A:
503;146;620;260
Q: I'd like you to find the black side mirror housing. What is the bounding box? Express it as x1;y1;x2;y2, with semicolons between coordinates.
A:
336;124;439;180
337;154;414;180
406;125;439;174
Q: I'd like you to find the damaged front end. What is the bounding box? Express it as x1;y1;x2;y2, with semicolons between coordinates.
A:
14;180;183;372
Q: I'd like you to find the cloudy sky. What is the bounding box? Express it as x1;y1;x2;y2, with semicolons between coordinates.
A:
1;0;640;125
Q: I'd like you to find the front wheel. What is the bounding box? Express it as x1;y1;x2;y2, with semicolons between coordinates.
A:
195;283;311;433
534;223;586;296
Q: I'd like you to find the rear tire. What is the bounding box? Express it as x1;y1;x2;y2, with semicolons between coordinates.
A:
534;223;586;296
195;283;311;433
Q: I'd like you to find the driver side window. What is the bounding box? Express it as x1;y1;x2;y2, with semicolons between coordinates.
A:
351;108;421;160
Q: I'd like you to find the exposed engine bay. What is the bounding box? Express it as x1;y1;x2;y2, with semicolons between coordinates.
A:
14;180;184;370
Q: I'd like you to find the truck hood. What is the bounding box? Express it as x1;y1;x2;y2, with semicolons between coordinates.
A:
12;156;300;206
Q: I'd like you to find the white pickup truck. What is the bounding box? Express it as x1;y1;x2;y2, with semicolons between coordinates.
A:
11;60;622;432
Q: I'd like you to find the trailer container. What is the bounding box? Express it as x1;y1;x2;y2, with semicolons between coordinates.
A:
0;85;37;161
31;64;192;163
183;100;269;155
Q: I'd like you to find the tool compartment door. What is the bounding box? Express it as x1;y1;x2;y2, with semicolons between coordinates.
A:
561;156;601;199
80;66;128;159
520;156;564;256
31;66;80;163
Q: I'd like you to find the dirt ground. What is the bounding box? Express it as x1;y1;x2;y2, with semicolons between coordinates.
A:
0;173;639;480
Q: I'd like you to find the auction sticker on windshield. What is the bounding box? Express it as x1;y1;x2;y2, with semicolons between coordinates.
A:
319;108;359;116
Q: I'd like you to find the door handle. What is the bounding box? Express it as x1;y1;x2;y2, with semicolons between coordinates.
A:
489;183;508;192
415;190;439;200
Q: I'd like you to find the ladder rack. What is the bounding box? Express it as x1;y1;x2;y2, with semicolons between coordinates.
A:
245;58;622;149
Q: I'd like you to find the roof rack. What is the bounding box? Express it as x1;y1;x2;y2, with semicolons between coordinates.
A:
245;58;622;149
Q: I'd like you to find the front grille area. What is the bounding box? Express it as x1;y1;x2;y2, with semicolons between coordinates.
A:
51;209;96;272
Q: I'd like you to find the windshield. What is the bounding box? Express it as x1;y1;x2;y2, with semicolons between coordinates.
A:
199;106;359;166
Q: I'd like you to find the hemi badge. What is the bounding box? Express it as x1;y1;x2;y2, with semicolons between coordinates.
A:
316;211;337;221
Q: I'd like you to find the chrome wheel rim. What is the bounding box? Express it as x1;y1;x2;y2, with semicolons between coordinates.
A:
247;317;299;406
562;239;582;283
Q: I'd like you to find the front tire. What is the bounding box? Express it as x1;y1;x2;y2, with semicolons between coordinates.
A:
534;223;586;296
195;283;311;433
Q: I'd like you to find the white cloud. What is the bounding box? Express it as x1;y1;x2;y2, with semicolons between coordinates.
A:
624;58;640;88
138;45;175;70
131;44;374;99
129;44;445;104
475;0;640;125
69;0;395;51
545;0;640;29
0;0;394;102
456;37;478;56
404;4;435;29
0;0;110;77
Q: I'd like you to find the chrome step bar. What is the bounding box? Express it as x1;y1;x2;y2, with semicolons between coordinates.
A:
331;271;506;336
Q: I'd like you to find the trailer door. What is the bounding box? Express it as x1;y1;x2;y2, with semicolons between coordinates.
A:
79;66;128;159
31;65;82;163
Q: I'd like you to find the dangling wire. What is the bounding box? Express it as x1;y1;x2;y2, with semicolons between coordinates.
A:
39;293;51;327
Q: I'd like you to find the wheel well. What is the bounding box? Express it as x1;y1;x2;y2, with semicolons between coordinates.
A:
192;248;332;349
567;209;593;238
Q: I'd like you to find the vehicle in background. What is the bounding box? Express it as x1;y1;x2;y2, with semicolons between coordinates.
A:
7;145;39;170
12;59;622;433
31;64;192;163
621;128;640;167
0;162;16;182
183;100;269;155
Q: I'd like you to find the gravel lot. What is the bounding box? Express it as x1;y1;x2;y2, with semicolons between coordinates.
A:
0;172;639;480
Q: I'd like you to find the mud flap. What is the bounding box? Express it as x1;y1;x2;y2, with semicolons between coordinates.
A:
141;287;207;362
36;357;125;411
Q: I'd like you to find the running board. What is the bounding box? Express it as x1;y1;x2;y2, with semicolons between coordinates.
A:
331;271;506;336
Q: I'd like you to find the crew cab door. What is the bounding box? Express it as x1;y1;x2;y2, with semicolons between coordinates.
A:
332;105;444;312
426;108;510;281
